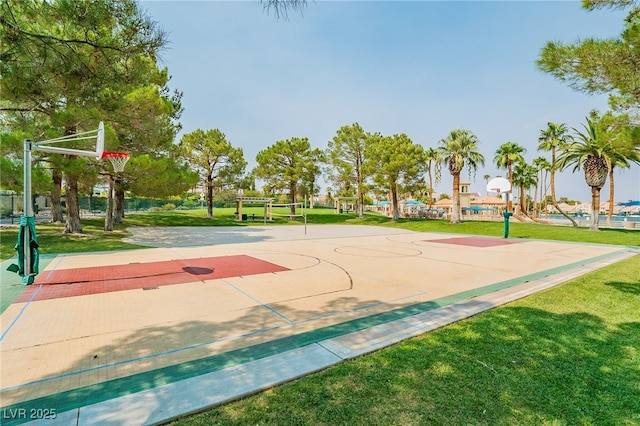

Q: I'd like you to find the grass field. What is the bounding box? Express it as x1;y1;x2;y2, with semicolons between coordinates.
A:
1;208;638;424
1;207;638;260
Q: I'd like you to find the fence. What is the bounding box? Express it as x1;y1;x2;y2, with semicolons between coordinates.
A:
0;193;206;224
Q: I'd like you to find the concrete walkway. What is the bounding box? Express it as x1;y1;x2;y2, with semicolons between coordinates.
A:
1;225;635;425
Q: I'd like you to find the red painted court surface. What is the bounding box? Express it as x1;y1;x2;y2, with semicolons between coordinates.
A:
15;255;289;302
430;236;525;248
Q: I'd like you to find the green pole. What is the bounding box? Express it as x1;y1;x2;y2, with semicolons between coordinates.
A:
7;139;40;284
23;140;33;277
503;192;512;238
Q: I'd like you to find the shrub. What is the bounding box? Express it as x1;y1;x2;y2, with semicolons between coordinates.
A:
181;200;199;209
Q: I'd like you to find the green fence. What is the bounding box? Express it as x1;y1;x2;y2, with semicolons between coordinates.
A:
78;197;195;212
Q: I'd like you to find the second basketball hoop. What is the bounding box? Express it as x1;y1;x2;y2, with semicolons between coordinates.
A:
102;151;130;173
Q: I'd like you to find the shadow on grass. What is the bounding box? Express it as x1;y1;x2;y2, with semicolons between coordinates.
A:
605;281;640;295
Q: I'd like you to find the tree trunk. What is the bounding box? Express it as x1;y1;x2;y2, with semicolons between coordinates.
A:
50;167;64;223
533;176;541;219
606;166;615;226
550;153;577;226
206;179;214;218
520;184;528;217
590;186;601;231
391;185;400;220
289;182;297;217
105;178;114;231
63;174;83;234
357;161;364;218
451;173;461;223
114;179;125;223
428;166;434;209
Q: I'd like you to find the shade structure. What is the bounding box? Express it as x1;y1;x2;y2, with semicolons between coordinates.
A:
7;215;40;284
617;200;640;207
400;200;425;205
463;206;495;211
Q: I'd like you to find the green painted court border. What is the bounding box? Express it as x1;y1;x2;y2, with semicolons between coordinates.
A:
0;247;632;425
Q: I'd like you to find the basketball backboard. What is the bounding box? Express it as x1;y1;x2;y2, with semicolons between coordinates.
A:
487;177;511;193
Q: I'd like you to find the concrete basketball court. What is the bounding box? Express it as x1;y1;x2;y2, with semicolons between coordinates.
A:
0;224;635;425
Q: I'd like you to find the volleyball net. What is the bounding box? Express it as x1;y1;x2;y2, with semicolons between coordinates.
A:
271;202;306;219
271;201;308;234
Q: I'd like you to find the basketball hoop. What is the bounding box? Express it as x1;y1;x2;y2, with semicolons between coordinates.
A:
102;151;130;173
486;177;511;194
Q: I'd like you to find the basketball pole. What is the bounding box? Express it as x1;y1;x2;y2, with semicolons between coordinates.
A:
23;139;33;279
11;138;41;285
503;192;511;238
10;123;104;284
487;177;513;239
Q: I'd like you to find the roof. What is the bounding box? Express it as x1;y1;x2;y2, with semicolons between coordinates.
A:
433;198;452;207
470;195;504;205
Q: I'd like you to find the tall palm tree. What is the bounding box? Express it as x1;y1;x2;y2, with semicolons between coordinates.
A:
532;156;551;218
512;161;538;216
605;140;640;224
494;141;526;189
424;147;439;208
483;174;491;195
436;129;485;224
557;117;610;231
593;113;640;225
538;122;577;226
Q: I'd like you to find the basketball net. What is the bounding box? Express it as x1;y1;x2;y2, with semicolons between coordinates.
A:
102;152;130;173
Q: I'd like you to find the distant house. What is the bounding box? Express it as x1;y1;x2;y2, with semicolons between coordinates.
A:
470;195;504;207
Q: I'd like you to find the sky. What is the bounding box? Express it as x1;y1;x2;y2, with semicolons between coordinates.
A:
141;0;640;203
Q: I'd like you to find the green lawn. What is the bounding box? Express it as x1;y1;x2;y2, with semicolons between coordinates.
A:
1;208;638;424
1;208;637;260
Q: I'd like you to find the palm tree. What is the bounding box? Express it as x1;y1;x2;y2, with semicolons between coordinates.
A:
436;129;485;224
424;147;439;208
494;141;526;189
483;174;491;195
538;122;577;226
557;117;610;231
605;140;640;224
512;161;538;216
593;113;640;225
532;156;551;218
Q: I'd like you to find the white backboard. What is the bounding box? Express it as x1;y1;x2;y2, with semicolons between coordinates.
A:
487;177;511;193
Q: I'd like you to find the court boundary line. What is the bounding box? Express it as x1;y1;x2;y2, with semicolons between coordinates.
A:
0;255;66;342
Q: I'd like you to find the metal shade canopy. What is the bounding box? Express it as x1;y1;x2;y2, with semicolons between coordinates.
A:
617;200;640;207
